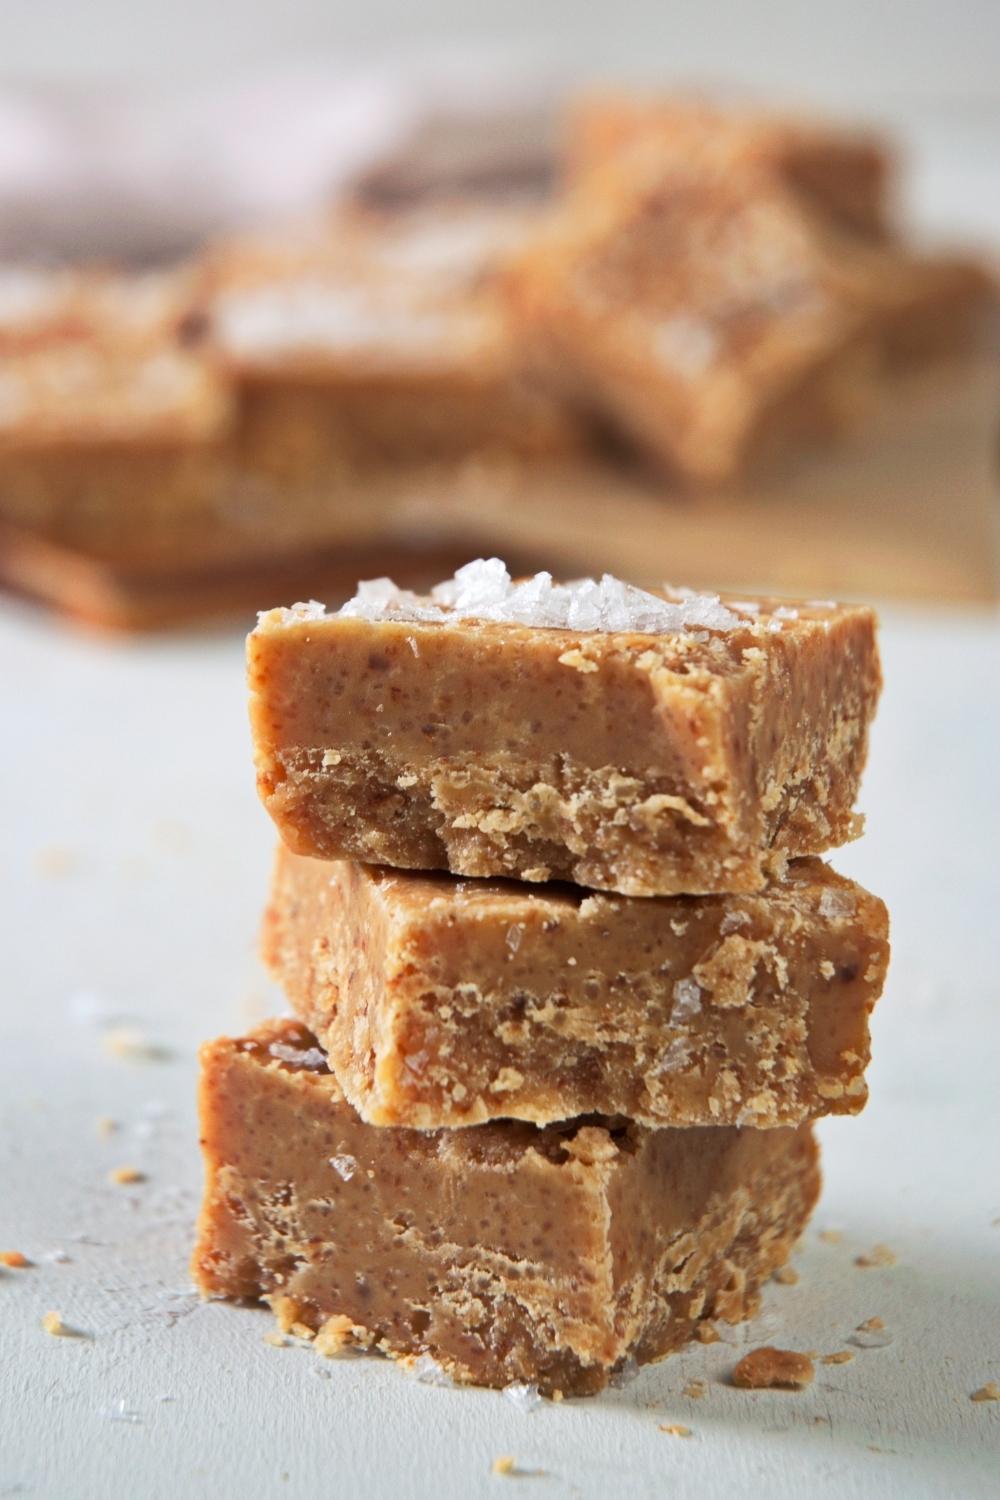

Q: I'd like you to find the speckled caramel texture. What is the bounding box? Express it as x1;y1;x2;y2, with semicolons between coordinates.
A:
565;96;892;240
262;850;888;1128
191;1020;820;1395
248;591;880;897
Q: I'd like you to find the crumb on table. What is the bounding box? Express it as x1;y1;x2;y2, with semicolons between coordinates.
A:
659;1423;692;1437
821;1350;855;1365
492;1456;516;1476
109;1165;145;1185
971;1381;1000;1403
731;1347;815;1390
41;1311;73;1337
683;1379;707;1399
772;1264;799;1285
1;1250;30;1268
854;1243;897;1268
818;1228;843;1244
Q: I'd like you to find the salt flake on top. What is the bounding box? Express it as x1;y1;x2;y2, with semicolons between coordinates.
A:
336;558;742;635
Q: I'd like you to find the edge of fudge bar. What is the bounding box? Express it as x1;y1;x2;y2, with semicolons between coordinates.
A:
263;849;889;1129
248;567;881;897
192;1019;821;1395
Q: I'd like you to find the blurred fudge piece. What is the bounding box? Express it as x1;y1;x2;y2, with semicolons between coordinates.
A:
264;847;889;1128
248;561;881;897
505;160;994;486
504;171;887;486
202;201;580;470
0;268;236;561
192;1018;820;1395
565;94;894;239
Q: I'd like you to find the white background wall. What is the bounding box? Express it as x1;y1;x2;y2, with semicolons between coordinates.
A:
2;0;999;112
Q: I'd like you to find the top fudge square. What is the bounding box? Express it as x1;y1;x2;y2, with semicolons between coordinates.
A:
249;560;880;897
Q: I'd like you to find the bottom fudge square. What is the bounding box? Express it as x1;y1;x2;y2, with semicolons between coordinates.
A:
192;1020;820;1395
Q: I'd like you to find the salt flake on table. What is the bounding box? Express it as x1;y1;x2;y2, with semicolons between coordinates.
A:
503;1382;542;1413
329;1155;357;1182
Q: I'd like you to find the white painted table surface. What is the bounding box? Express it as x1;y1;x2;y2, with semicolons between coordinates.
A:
2;596;999;1500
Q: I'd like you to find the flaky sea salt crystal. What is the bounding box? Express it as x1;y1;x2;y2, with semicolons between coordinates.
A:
771;605;800;621
818;889;856;921
505;924;523;955
329;1154;357;1182
850;1324;894;1350
265;600;326;626
656;1037;692;1073
720;910;751;935
503;1381;542;1413
610;1355;640;1388
671;978;703;1023
730;601;761;615
101;1399;142;1424
335;559;741;635
269;1041;327;1070
339;577;443;623
410;1353;453;1386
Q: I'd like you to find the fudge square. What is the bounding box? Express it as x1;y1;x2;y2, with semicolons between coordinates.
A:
264;848;888;1129
192;1019;820;1396
248;562;881;897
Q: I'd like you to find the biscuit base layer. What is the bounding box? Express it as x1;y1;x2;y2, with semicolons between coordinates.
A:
192;1020;820;1395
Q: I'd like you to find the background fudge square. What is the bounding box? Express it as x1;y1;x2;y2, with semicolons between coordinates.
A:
248;561;881;897
264;847;888;1128
192;1019;820;1397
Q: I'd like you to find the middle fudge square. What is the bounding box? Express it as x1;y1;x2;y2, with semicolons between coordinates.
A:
264;848;888;1129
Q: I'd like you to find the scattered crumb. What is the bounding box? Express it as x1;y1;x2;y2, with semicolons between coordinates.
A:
821;1351;855;1365
34;845;78;878
263;1331;287;1348
109;1165;145;1185
551;1389;564;1403
731;1347;815;1390
772;1264;799;1286
103;1027;168;1063
1;1250;30;1268
290;1322;315;1340
818;1228;843;1245
492;1457;515;1476
971;1382;1000;1403
557;647;599;674
41;1311;77;1337
96;1116;119;1137
855;1244;897;1269
695;1322;720;1344
850;1316;893;1349
682;1380;707;1400
314;1315;355;1357
659;1424;692;1437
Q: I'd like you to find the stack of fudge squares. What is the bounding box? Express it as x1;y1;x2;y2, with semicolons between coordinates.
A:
192;559;889;1397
